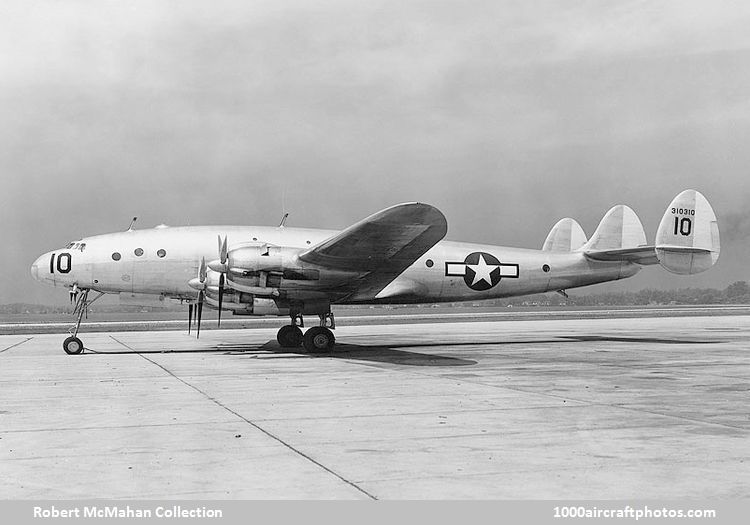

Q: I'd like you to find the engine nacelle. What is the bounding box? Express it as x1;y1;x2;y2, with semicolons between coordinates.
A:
229;297;290;316
227;245;301;274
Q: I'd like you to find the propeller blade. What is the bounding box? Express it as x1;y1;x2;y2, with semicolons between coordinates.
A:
220;236;228;265
188;303;193;334
199;257;207;282
196;292;204;339
217;273;224;327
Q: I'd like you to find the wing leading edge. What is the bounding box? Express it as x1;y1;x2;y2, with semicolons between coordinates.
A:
298;202;447;299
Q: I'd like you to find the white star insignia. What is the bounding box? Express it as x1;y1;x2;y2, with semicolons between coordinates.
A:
467;254;499;286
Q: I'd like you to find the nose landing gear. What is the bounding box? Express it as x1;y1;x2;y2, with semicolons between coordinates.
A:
62;288;104;355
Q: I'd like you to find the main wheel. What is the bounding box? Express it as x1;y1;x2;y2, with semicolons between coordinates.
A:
277;325;303;348
303;326;335;352
63;336;84;355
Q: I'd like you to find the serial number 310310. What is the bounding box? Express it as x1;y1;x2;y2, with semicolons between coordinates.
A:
671;207;695;216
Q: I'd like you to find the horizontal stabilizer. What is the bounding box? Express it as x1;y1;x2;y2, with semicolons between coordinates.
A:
583;246;658;265
655;190;720;274
542;218;587;252
581;205;648;258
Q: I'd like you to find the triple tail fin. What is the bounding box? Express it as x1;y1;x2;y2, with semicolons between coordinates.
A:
581;189;720;274
542;218;588;252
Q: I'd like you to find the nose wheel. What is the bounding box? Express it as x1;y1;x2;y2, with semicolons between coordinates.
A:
63;336;84;355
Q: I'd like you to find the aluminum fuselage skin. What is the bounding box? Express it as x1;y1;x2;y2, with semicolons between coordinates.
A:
31;225;639;305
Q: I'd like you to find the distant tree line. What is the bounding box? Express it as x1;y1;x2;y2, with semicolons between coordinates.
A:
496;281;750;307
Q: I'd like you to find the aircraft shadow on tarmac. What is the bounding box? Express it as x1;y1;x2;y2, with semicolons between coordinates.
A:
242;341;478;367
86;340;477;366
84;334;718;365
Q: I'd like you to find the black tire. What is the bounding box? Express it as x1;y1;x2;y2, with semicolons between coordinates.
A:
277;325;303;348
63;336;84;355
303;326;335;352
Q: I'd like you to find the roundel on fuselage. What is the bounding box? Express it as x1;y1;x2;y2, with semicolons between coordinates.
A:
444;251;520;291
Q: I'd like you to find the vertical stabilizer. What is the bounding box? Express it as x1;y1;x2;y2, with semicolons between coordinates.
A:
655;190;720;274
542;218;587;252
580;205;647;252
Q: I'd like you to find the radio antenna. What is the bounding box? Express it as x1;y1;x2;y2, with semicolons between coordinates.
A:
127;217;138;231
279;184;289;227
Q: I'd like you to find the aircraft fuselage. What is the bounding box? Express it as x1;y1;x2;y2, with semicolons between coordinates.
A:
31;225;638;306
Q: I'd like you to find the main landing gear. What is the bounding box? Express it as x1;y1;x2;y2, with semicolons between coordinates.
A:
62;288;104;355
277;311;336;352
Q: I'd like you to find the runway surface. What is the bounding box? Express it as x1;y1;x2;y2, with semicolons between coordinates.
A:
1;314;749;499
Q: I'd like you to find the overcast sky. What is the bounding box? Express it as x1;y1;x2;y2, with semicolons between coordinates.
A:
2;0;749;304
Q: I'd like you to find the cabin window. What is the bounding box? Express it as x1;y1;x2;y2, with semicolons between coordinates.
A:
134;248;144;257
542;264;550;273
112;252;121;261
157;249;166;258
425;259;434;268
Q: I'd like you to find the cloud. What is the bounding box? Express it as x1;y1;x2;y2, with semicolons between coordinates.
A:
2;1;750;303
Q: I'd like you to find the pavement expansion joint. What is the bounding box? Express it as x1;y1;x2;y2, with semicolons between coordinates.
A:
0;336;34;354
107;334;378;500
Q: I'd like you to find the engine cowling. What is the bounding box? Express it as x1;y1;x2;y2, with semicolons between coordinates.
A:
226;245;299;274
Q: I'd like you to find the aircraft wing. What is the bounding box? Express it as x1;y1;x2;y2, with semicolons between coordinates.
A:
298;202;447;298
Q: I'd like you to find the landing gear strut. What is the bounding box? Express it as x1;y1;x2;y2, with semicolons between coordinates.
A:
275;311;336;352
62;288;104;355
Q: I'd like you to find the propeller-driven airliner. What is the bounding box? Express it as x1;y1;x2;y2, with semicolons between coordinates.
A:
31;189;720;354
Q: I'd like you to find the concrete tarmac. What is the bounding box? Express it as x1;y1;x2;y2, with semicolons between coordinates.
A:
1;314;749;499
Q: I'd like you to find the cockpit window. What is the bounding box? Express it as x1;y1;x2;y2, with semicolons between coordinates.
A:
65;242;86;252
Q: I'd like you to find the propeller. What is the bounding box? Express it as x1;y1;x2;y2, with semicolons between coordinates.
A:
188;257;208;338
216;236;228;327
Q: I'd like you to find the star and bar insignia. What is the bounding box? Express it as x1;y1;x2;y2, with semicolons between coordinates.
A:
445;252;519;291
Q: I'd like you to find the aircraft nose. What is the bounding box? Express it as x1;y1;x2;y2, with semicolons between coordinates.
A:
30;254;45;282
